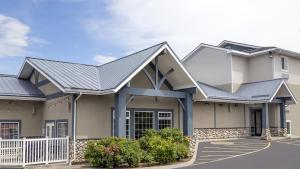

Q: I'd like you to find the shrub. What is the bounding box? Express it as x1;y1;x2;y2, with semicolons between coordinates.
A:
139;128;190;164
84;137;142;168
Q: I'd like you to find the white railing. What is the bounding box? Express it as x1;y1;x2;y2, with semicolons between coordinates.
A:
0;137;69;167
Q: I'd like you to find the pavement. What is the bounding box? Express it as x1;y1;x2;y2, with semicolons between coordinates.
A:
23;138;300;169
181;137;300;169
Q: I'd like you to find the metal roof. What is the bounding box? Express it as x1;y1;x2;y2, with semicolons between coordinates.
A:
98;42;165;90
18;42;167;94
0;74;45;99
197;79;294;103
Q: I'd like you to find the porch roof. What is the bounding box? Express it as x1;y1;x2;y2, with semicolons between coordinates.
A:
0;74;45;101
196;79;297;104
17;42;207;97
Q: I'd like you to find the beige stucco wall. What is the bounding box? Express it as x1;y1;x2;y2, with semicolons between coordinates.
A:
247;55;273;82
286;84;300;136
41;95;73;136
193;102;214;128
232;55;248;91
0;100;43;137
184;47;232;91
193;102;246;128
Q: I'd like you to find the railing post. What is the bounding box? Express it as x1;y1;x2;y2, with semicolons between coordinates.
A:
22;137;26;167
66;136;69;164
45;137;49;165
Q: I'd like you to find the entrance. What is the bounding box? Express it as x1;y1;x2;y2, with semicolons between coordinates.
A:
250;109;262;136
45;121;55;138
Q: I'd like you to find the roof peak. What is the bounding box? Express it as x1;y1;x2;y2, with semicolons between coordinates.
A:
98;41;167;68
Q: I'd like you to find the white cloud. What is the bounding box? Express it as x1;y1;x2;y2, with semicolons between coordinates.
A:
94;54;117;65
84;0;300;58
0;15;31;57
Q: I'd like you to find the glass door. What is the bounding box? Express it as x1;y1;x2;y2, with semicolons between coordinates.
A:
250;109;262;136
45;122;55;138
286;120;291;137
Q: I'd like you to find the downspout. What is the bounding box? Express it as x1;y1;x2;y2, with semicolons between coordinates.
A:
70;93;82;165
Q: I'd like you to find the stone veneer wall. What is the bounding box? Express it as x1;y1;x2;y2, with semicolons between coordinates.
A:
270;127;287;137
189;127;251;153
70;139;99;163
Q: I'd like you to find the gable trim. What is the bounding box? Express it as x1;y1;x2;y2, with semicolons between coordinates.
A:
269;81;297;104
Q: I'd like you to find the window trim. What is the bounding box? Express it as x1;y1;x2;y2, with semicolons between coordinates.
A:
112;110;131;138
0;120;21;139
158;111;173;130
134;110;155;139
281;56;289;72
56;119;68;138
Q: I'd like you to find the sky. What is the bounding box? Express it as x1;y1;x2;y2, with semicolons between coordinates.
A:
0;0;300;75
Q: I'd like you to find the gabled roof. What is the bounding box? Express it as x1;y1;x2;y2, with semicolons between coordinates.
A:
196;79;297;104
0;74;45;101
18;42;207;97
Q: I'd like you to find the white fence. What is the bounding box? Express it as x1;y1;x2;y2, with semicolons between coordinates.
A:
0;137;69;167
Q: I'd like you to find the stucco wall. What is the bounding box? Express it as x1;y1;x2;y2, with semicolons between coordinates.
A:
247;55;273;82
41;95;73;136
184;47;232;90
232;55;248;90
286;84;300;136
0;100;43;137
193;102;246;128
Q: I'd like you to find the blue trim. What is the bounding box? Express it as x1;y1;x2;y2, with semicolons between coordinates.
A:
149;62;173;90
182;92;193;136
280;99;286;128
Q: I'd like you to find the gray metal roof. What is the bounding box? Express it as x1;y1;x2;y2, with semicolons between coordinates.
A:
98;42;165;90
235;79;284;101
198;79;289;102
20;42;166;93
0;74;45;98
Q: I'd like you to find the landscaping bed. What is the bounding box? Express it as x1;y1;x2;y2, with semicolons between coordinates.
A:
84;128;191;168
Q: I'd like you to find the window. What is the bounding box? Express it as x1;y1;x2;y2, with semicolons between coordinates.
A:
134;111;154;139
56;121;68;137
158;112;172;130
0;121;20;139
281;57;288;71
112;110;130;138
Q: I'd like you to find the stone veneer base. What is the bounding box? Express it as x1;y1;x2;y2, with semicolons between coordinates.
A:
189;127;251;153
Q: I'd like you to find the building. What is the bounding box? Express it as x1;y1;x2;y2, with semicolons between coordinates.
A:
0;41;297;161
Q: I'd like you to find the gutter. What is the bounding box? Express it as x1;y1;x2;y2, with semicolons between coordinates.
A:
70;93;82;165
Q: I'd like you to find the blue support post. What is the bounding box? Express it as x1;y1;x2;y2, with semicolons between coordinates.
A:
262;103;269;129
182;92;193;136
114;90;127;137
280;99;286;129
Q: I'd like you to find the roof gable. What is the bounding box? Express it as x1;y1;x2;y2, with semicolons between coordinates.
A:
0;74;45;100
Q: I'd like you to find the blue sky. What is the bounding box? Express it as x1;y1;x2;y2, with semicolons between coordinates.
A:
0;0;300;75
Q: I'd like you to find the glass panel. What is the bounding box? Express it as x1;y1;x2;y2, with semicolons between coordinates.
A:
135;111;154;139
45;122;55;138
57;121;68;137
0;122;19;139
287;121;291;135
158;112;172;130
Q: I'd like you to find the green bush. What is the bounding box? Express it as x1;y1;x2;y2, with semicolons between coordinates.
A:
139;128;190;164
85;128;190;168
84;137;142;168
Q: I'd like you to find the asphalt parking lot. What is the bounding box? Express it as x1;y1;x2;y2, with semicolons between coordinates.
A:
180;138;300;169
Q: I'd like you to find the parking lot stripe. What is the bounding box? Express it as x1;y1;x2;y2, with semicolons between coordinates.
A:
202;150;252;153
203;147;261;151
199;155;233;158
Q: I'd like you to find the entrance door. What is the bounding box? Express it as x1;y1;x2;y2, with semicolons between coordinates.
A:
134;111;154;139
45;122;55;138
250;110;262;136
286;120;291;137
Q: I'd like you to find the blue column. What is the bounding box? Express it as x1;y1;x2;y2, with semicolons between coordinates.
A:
262;103;269;129
183;92;193;136
280;99;286;129
114;90;127;137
